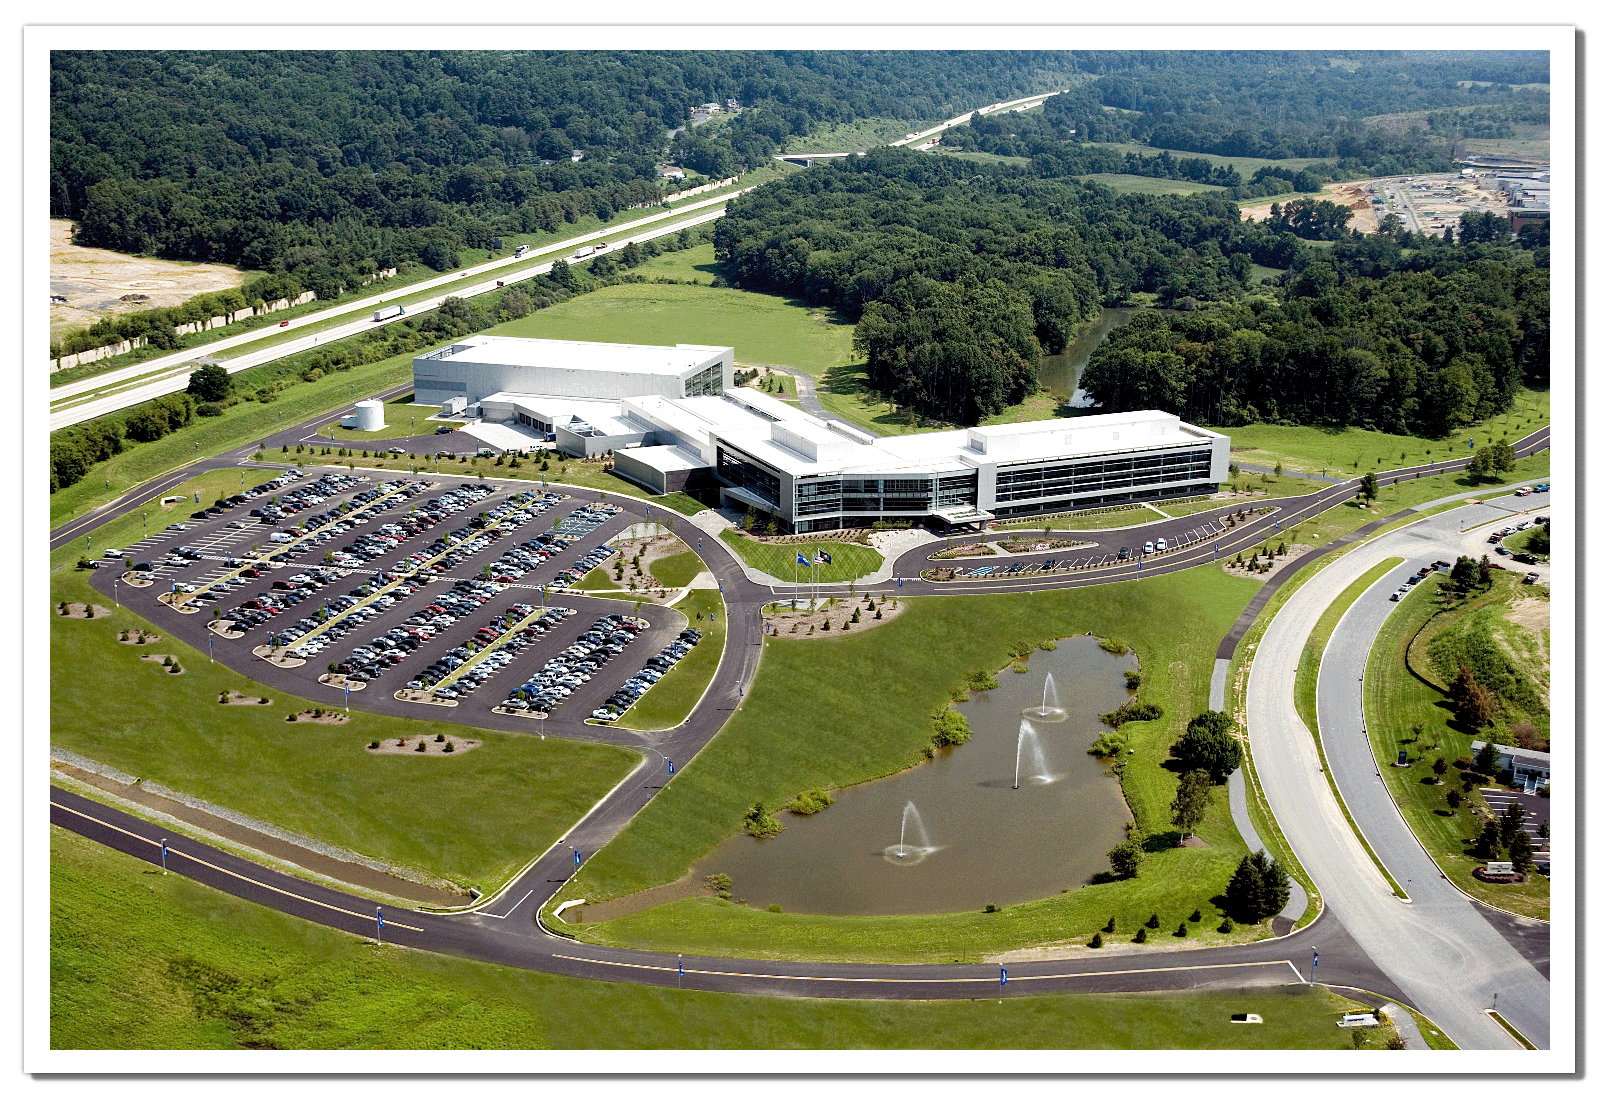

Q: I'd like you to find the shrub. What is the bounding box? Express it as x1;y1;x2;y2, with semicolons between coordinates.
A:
1108;837;1144;879
787;789;834;815
443;742;455;753
1189;909;1203;922
1218;917;1234;933
1103;916;1116;933
704;873;733;898
1146;912;1160;929
984;904;999;914
1099;637;1130;655
287;713;297;722
1013;663;1028;674
1088;932;1104;948
435;733;445;742
415;741;426;752
1089;731;1128;758
368;740;380;749
743;802;784;838
967;668;1000;692
768;904;782;913
1100;700;1165;728
1124;669;1142;690
1133;927;1147;944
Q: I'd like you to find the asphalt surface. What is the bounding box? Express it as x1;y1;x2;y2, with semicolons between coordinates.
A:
48;397;1553;1040
1245;493;1553;1050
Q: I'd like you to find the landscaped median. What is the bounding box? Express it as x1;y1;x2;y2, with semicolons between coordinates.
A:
542;570;1274;964
610;588;725;732
1361;570;1550;920
719;530;883;584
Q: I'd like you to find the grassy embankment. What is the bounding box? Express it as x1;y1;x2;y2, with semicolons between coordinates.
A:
50;828;1391;1051
547;570;1265;964
783;116;937;151
48;564;636;895
1290;558;1412;899
611;589;727;733
719;532;883;584
1361;571;1550;920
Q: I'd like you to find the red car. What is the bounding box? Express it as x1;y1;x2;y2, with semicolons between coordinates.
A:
279;320;290;327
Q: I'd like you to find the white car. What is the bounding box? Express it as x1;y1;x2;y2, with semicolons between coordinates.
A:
1156;538;1167;551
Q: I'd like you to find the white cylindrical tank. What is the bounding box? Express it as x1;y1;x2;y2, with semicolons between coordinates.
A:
354;399;385;432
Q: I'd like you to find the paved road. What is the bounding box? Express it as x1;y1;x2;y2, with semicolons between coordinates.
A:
50;196;746;431
1246;498;1552;1050
48;390;1552;1040
51;785;1399;1003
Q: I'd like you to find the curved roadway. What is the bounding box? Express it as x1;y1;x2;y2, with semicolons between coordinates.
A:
49;405;1552;1042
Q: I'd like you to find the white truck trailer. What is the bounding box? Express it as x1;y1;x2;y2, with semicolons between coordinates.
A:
372;304;405;322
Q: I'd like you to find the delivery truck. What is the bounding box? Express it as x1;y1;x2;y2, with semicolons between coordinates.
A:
372;304;405;322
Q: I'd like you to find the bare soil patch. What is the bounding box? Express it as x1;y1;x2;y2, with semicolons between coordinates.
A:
57;603;113;619
1239;179;1381;235
365;736;482;756
50;219;245;339
219;691;269;705
1503;593;1551;634
764;594;906;638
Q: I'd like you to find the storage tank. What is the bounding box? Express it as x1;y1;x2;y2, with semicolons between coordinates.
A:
353;399;385;432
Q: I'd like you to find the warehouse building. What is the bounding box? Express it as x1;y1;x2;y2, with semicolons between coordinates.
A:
412;336;1228;532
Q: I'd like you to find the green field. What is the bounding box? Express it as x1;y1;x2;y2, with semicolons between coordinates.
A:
551;570;1262;961
783;117;936;152
649;549;706;588
1362;573;1550;919
490;277;858;378
625;241;724;282
1226;387;1550;480
51;828;1393;1050
720;532;882;583
612;589;726;732
1083;142;1330;179
49;567;636;893
1080;174;1227;196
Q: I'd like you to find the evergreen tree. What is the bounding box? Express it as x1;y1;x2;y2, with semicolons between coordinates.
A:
1224;850;1291;923
1170;769;1213;838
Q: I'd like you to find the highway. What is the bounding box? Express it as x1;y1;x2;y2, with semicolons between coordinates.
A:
49;191;747;431
47;379;1553;1043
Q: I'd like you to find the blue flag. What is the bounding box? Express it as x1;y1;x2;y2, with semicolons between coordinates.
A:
376;907;384;931
161;839;169;862
817;550;832;564
797;553;811;566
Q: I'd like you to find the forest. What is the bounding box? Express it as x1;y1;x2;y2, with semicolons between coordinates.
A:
714;146;1548;431
50;50;1077;296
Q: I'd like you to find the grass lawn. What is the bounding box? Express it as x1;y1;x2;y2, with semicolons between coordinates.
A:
50;828;1388;1051
553;570;1262;961
49;568;637;893
1225;387;1550;481
1079;174;1227;196
1362;573;1550;920
489;279;858;378
719;532;882;583
624;241;723;282
52;467;284;568
612;589;726;733
649;549;706;588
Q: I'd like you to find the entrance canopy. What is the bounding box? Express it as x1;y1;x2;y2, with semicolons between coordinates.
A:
931;504;996;526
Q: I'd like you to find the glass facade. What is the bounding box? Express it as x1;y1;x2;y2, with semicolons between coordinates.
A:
716;445;780;506
684;363;725;397
994;446;1213;504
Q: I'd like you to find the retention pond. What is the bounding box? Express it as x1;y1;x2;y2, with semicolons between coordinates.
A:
691;636;1137;915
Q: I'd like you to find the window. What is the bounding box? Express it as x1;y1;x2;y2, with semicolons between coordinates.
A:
716;446;780;505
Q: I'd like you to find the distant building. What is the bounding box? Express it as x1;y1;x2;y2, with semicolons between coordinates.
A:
658;165;686;180
1470;741;1550;790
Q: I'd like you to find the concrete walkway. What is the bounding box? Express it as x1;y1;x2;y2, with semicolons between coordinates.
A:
1379;1002;1430;1050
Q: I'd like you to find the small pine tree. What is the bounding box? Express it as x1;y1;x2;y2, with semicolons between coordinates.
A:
1088;931;1104;948
1133;927;1147;944
444;741;455;753
1103;916;1116;933
851;607;860;623
415;740;426;752
369;741;380;749
821;619;831;631
1219;917;1234;933
1146;912;1160;929
435;733;445;742
59;601;68;616
874;609;882;620
1174;922;1188;937
1189;909;1203;922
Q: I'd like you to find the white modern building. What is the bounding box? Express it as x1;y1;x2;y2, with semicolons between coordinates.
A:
413;335;732;410
412;336;1229;532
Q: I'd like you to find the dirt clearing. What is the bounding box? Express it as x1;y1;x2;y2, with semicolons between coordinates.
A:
50;219;245;339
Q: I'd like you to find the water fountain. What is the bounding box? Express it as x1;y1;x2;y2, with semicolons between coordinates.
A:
1020;671;1068;722
884;800;933;865
1013;719;1054;788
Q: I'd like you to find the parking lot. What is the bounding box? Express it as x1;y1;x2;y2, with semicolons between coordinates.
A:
99;467;698;730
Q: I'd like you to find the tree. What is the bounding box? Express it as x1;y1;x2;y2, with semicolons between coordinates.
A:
1224;850;1291;923
1474;738;1502;774
1505;825;1536;874
186;363;232;402
1432;756;1448;778
1169;770;1213;839
1170;710;1243;783
1446;787;1462;813
1472;816;1502;860
1107;834;1145;879
1451;670;1500;734
1360;471;1379;501
1449;555;1481;589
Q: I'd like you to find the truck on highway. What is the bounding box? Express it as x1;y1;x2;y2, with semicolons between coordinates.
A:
372;304;405;322
572;245;595;259
513;244;530;258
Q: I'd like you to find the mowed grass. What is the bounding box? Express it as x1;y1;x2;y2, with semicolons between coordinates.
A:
49;568;637;892
649;549;707;588
612;589;726;733
1080;174;1227;195
720;532;882;582
490;276;858;378
555;571;1261;961
52;467;283;569
784;116;935;152
50;828;1385;1051
1226;386;1550;480
624;241;723;282
1363;573;1549;920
